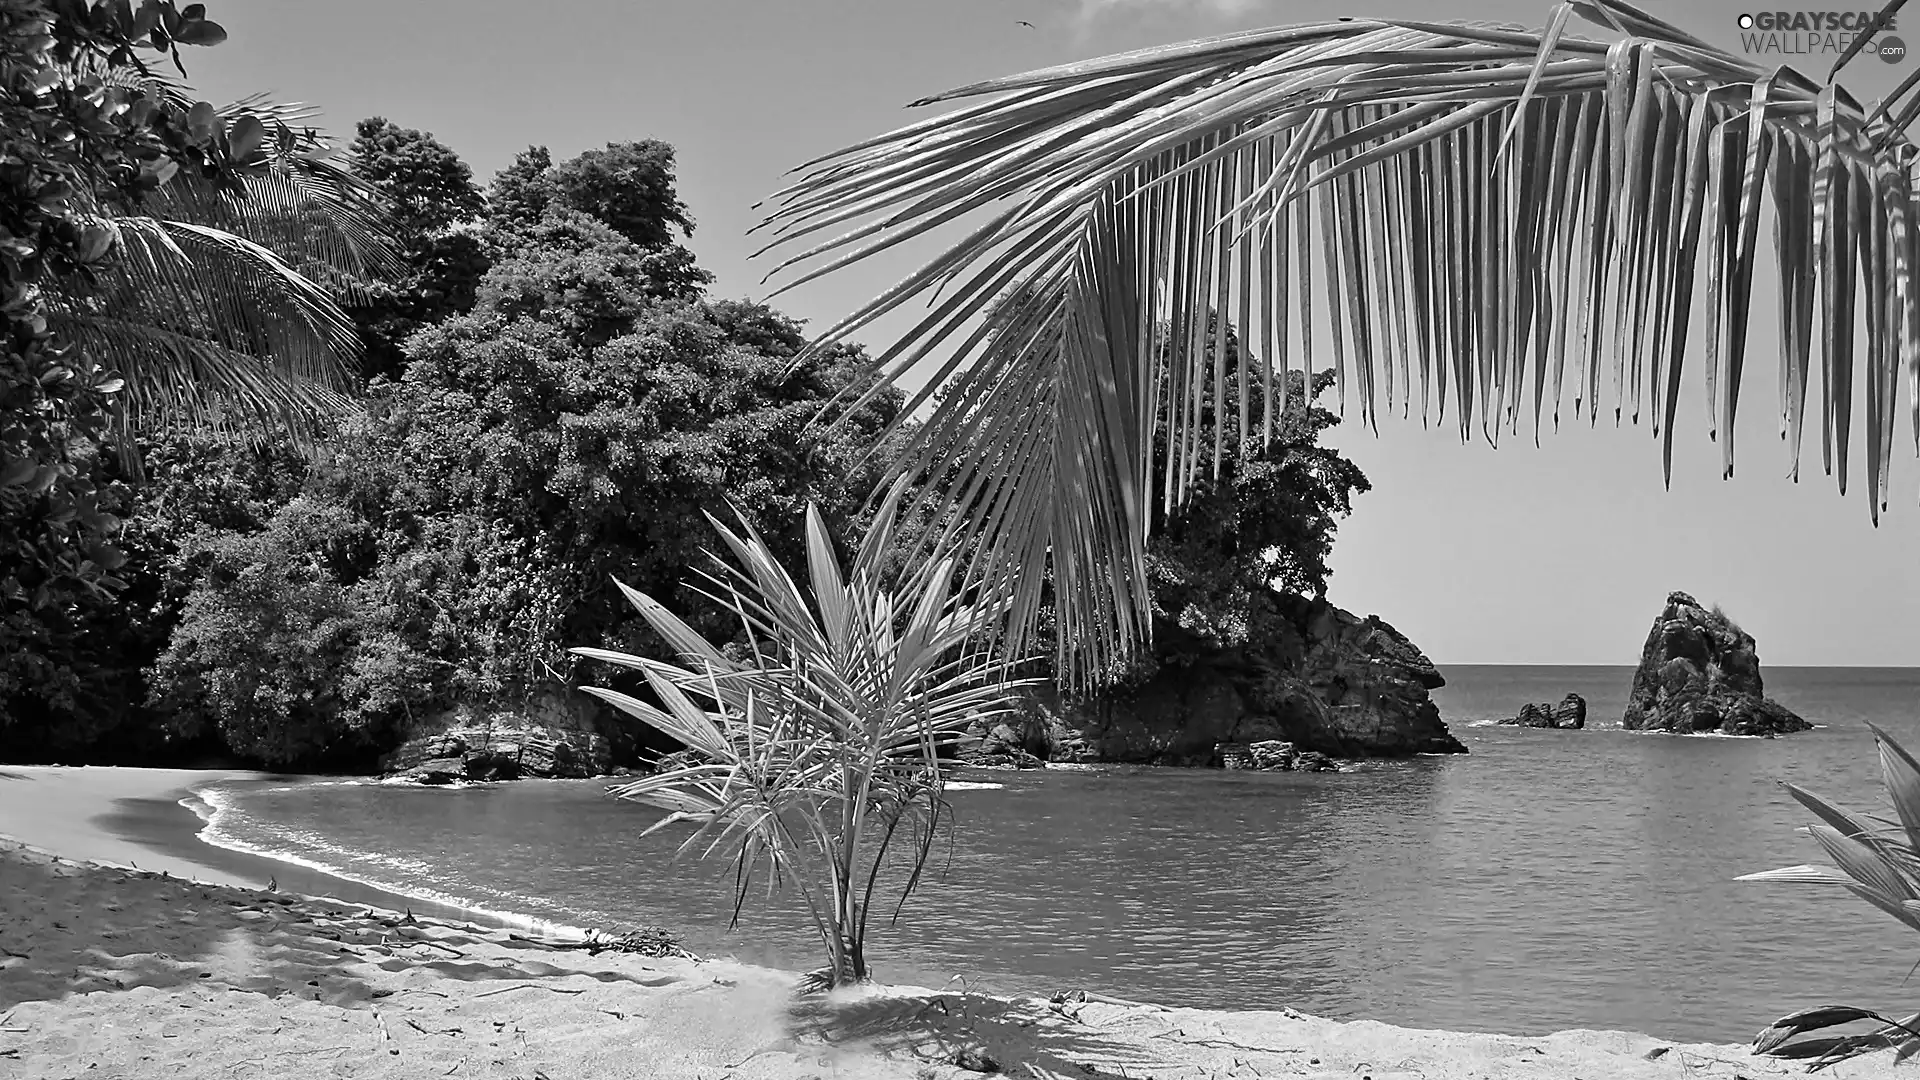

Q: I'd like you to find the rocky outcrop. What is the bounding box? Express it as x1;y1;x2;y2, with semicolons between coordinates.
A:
382;690;619;782
1217;739;1339;772
958;593;1466;767
1621;592;1811;737
1497;693;1587;730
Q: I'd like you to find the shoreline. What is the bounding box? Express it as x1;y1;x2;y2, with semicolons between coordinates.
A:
1;765;1910;1078
0;766;545;933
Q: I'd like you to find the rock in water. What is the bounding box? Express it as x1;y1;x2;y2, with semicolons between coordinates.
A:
382;689;620;780
962;594;1466;765
1216;740;1339;771
1621;592;1810;736
1497;693;1587;729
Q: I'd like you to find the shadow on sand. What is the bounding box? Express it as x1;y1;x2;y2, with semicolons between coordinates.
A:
787;987;1170;1079
0;844;659;1013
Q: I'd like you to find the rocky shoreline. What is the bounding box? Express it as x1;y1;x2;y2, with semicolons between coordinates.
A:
383;592;1469;784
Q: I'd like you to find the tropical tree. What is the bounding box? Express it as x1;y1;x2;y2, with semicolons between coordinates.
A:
342;116;489;381
752;0;1919;682
58;95;398;438
573;482;1035;987
2;0;395;746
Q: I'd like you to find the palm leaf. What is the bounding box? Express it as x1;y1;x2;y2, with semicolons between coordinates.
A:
757;0;1920;680
50;95;401;441
573;497;1039;985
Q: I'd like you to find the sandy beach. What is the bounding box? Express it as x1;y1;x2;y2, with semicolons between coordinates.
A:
0;766;1904;1079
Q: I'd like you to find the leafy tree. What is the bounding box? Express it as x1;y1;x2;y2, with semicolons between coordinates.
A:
348;117;485;232
488;140;694;250
321;293;901;708
149;495;433;768
546;141;695;249
344;117;489;380
486;145;553;228
141;140;902;759
1;0;391;743
1146;351;1369;651
475;208;709;341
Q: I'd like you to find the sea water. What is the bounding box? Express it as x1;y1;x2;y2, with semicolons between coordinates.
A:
184;665;1920;1044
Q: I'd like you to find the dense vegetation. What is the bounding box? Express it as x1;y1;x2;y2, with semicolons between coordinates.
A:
0;2;1369;772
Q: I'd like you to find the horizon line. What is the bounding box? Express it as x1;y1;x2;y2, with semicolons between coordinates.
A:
1433;661;1920;669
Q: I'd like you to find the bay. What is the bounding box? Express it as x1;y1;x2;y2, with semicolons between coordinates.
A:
187;665;1920;1043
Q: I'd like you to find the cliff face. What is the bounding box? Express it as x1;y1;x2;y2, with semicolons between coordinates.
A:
967;593;1466;766
1621;592;1810;736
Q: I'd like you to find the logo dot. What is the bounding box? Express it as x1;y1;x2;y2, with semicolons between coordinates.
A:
1737;13;1754;28
1882;34;1908;62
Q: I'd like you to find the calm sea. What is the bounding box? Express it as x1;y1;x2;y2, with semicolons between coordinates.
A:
183;665;1920;1044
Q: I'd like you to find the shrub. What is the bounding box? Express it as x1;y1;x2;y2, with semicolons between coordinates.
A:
573;482;1034;987
1740;725;1920;1067
148;497;432;768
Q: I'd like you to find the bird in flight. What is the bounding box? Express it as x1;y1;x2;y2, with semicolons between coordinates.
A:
1017;19;1035;27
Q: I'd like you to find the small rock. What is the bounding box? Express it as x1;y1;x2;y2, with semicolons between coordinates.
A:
1496;693;1587;730
952;1046;1000;1073
1216;740;1340;772
403;758;466;785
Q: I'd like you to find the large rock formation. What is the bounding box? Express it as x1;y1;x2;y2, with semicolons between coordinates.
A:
1621;592;1811;736
1497;693;1587;730
961;594;1466;766
382;690;622;782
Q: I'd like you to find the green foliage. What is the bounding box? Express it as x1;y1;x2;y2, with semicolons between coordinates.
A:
320;291;900;707
2;428;310;760
579;486;1034;986
474;209;709;341
1146;348;1370;652
149;496;434;768
486;145;553;227
546;141;695;248
2;0;238;743
1739;726;1920;1067
349;117;485;234
487;140;694;249
343;117;489;380
120;148;905;765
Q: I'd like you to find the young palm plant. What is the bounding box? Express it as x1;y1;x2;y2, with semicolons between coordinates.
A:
1739;725;1920;1068
570;481;1036;988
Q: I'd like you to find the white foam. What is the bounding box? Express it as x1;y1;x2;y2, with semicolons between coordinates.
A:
943;781;1006;791
181;784;602;940
1624;728;1788;739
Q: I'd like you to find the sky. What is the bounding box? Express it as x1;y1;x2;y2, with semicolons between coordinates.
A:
184;0;1920;667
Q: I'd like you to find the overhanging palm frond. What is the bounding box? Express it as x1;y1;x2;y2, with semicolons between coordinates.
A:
756;0;1918;681
145;153;403;301
48;96;402;439
49;212;368;437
